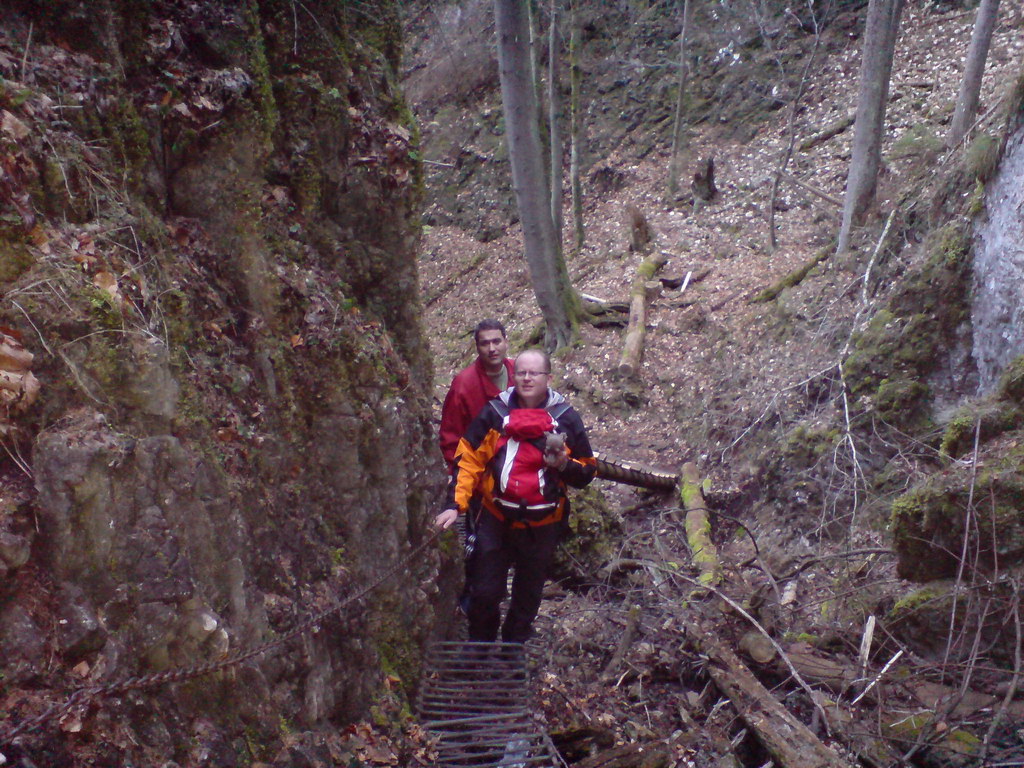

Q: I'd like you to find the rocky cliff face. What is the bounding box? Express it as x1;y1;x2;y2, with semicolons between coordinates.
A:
0;1;443;763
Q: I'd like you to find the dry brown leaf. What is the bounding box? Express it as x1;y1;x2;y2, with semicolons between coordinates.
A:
93;271;123;305
58;710;82;733
359;745;398;766
0;110;29;140
0;335;33;372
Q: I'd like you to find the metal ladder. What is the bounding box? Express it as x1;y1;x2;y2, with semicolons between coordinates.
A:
417;641;566;767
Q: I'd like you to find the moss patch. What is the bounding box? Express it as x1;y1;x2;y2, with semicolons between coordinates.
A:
891;451;1024;581
551;486;622;587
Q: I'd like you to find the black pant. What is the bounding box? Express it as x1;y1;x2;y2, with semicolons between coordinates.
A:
466;509;561;643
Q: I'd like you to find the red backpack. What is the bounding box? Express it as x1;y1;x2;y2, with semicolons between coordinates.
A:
488;401;570;522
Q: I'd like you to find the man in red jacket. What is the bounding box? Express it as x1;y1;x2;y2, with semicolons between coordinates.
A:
439;320;515;616
439;319;514;471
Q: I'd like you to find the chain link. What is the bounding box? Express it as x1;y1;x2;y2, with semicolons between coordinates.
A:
0;528;443;747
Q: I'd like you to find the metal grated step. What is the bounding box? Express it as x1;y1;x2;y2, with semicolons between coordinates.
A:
418;641;565;768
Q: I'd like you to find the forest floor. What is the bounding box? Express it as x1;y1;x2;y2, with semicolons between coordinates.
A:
409;2;1024;766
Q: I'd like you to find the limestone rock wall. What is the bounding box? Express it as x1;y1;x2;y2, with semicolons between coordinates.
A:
0;1;445;763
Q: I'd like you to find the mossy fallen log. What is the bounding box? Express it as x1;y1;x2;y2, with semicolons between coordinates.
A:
679;462;721;586
750;246;831;303
617;252;668;378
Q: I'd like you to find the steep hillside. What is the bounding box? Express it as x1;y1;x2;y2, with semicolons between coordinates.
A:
407;0;1024;764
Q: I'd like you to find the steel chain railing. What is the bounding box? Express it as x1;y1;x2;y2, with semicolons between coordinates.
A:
1;454;677;749
0;529;443;747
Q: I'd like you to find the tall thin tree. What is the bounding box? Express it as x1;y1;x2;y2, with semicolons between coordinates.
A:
495;0;577;350
948;0;1002;148
836;0;905;254
667;0;695;201
549;0;564;251
569;0;584;253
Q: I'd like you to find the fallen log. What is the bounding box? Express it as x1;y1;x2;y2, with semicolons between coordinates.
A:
617;252;668;378
780;641;1024;720
679;462;720;587
575;741;671;768
700;635;853;768
798;111;855;152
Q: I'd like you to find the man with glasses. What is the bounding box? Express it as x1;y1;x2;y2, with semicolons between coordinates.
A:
436;349;596;644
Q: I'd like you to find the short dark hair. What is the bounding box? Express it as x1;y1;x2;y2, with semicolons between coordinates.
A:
473;319;506;343
515;348;551;374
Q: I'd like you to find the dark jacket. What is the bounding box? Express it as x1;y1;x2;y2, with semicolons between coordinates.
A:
446;388;596;528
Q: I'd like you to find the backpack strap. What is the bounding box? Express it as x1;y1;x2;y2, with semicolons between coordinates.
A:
546;402;570;423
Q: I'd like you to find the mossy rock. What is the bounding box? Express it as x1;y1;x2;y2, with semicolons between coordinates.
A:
881;702;980;767
940;401;1022;458
0;239;34;282
891;455;1024;581
781;424;841;471
844;225;971;410
551;485;622;587
874;377;931;431
888;578;1021;671
965;133;1000;182
997;354;1024;405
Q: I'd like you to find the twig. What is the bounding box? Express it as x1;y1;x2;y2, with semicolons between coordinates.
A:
857;614;876;684
679;270;692;295
851;649;903;705
21;22;33;80
1;435;33;478
9;300;53;356
861;210;895;307
601;605;640;682
980;594;1022;761
779;171;843;207
942;417;982;674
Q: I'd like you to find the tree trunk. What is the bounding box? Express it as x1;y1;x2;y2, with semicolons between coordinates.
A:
948;0;1002;148
836;0;905;254
666;0;694;201
549;0;564;250
617;251;667;378
569;0;584;254
495;0;577;350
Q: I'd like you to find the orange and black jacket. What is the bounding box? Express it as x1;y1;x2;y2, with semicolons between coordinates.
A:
446;388;597;528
